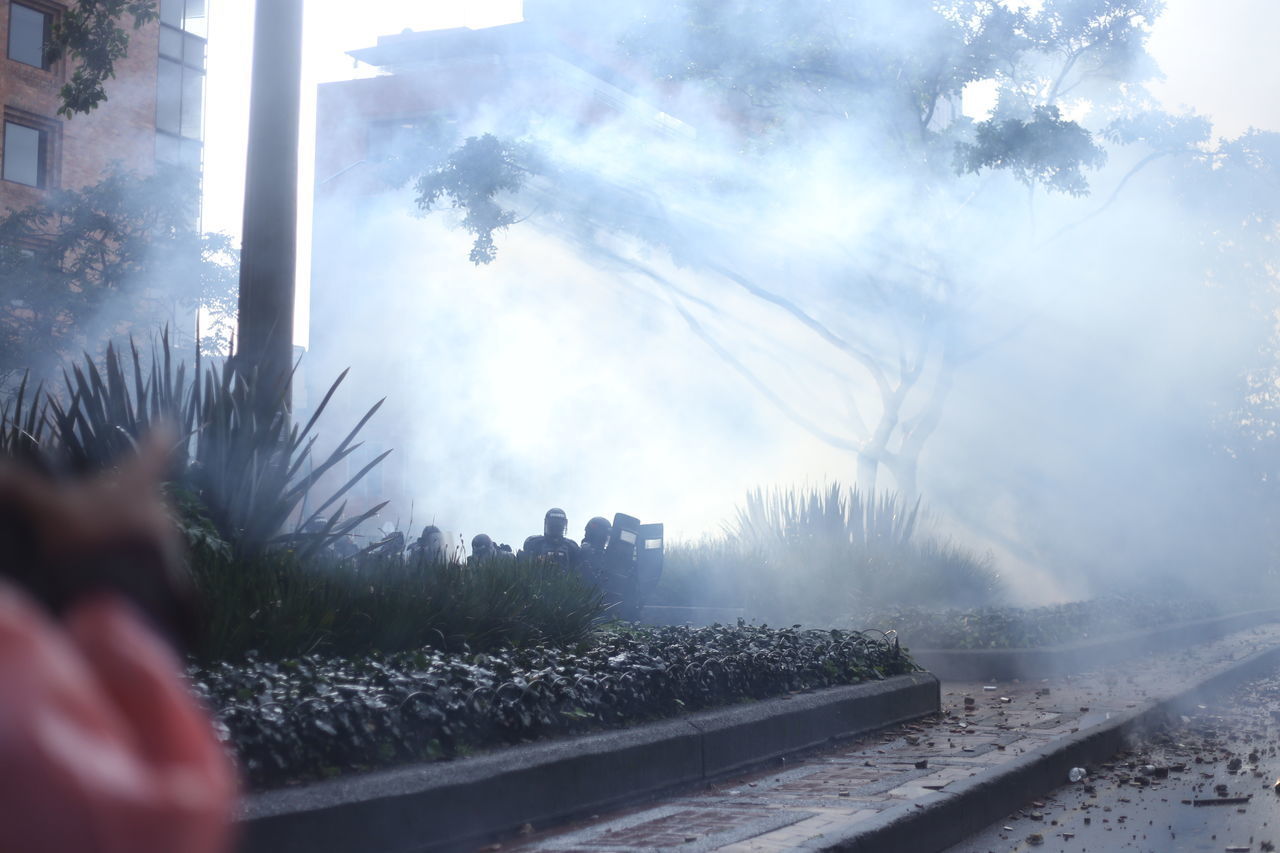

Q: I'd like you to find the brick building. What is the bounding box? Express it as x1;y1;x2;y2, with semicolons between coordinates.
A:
0;0;206;211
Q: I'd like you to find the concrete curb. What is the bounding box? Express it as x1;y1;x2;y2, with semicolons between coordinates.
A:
238;672;940;853
805;640;1280;851
910;609;1280;681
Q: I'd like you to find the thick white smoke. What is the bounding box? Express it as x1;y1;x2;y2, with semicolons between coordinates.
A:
302;0;1280;604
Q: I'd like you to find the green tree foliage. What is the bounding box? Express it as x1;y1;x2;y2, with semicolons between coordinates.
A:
413;135;536;265
0;165;237;384
956;105;1106;195
47;0;158;117
415;1;1160;259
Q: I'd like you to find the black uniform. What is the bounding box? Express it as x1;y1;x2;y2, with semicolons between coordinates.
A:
578;516;612;586
521;507;581;572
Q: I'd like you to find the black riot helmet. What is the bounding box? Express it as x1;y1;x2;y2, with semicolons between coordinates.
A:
544;507;568;539
420;525;444;549
471;533;495;558
584;516;611;548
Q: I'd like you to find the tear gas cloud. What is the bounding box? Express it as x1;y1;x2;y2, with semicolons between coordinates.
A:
302;0;1279;606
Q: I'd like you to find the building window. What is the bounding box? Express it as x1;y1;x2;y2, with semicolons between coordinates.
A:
156;0;207;169
3;121;44;187
366;116;456;166
2;108;59;188
7;2;52;69
160;0;207;38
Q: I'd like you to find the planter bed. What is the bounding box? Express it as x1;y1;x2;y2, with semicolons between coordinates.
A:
238;671;940;853
196;623;916;792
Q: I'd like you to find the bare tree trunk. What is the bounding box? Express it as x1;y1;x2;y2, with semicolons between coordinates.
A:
857;451;881;494
886;354;956;501
235;0;303;416
885;454;918;500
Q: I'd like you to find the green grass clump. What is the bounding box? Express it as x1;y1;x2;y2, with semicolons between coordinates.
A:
190;549;606;663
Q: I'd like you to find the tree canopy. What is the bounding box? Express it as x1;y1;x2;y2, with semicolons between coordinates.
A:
399;0;1277;516
0;165;237;385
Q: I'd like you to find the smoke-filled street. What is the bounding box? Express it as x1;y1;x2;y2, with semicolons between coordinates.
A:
495;624;1280;852
3;1;1280;851
946;664;1280;853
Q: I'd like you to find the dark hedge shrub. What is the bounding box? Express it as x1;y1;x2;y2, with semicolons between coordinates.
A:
193;623;914;789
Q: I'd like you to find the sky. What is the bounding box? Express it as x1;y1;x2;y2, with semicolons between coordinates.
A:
201;0;1280;350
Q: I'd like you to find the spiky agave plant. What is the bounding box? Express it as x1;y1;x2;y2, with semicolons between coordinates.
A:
6;330;389;559
184;349;390;558
731;484;920;554
0;371;48;468
727;484;1003;620
45;333;195;474
729;484;869;621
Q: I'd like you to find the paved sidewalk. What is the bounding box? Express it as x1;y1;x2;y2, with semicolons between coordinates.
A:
504;622;1280;852
944;661;1280;853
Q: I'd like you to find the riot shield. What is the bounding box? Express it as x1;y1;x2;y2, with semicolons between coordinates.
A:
606;513;640;559
602;513;640;618
636;523;664;610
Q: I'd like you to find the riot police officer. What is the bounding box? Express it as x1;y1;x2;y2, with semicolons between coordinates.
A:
409;525;447;562
470;534;514;564
578;516;611;585
470;533;497;562
520;507;580;572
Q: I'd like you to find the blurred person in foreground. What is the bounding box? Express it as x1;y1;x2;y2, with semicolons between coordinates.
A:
0;430;237;853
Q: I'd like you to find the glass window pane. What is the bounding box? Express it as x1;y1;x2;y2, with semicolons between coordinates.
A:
180;137;202;173
159;0;182;28
180;67;204;139
183;0;208;37
157;58;182;135
8;4;48;69
159;25;183;60
184;33;205;69
155;131;182;165
3;122;42;187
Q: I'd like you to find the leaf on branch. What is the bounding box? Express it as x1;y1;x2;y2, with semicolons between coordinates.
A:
954;105;1106;196
413;134;539;265
48;0;159;117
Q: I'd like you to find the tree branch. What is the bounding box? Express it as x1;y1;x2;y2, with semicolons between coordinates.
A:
1044;149;1171;244
601;249;865;453
702;260;894;399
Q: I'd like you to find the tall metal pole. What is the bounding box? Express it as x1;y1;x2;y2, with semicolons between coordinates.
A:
236;0;303;414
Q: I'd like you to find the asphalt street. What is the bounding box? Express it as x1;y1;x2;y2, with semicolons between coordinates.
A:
944;664;1280;853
